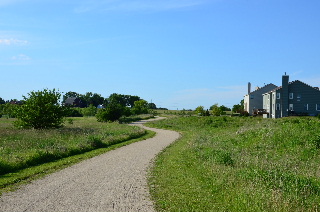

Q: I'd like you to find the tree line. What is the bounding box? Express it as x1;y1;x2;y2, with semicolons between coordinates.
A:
0;89;157;129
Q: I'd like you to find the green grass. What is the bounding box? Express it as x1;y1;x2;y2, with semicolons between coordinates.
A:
0;129;155;195
0;117;146;175
146;116;320;211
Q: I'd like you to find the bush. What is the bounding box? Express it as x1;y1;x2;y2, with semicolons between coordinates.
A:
131;100;149;115
13;89;68;129
66;108;83;117
96;103;126;122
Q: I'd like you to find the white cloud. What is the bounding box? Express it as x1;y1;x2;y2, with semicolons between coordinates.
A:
11;54;31;61
75;0;207;13
0;38;29;46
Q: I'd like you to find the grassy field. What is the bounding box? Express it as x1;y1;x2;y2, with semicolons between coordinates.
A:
0;117;146;175
146;116;320;211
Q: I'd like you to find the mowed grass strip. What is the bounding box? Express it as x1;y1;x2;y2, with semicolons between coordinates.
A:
146;116;320;211
0;117;146;176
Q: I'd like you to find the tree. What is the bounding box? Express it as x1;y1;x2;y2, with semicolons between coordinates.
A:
219;105;231;111
131;100;149;115
211;103;223;116
96;102;126;122
107;93;141;108
148;103;157;109
0;97;5;104
195;106;206;116
232;100;244;113
63;91;80;103
13;89;68;129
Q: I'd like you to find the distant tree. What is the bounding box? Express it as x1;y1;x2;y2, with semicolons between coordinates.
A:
14;89;68;129
132;100;149;115
219;105;231;111
148;103;157;109
195;106;206;116
0;97;5;104
107;93;141;108
108;93;128;107
96;102;126;122
63;91;80;103
211;103;223;116
232;100;244;113
83;92;104;107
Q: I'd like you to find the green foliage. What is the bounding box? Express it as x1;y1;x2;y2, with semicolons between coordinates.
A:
107;93;141;108
131;100;149;115
147;116;320;211
96;103;126;122
148;102;157;109
0;97;5;104
1;103;19;118
81;104;97;116
210;103;223;116
13;89;68;129
66;108;83;117
195;106;206;116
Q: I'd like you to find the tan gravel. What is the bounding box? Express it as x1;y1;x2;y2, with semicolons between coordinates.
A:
0;117;179;212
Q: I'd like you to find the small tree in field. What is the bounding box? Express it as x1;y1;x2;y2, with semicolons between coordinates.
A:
195;106;206;116
131;100;149;115
14;89;67;129
96;103;126;122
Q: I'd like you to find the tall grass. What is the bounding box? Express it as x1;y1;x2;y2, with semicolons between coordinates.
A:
146;116;320;211
0;117;146;175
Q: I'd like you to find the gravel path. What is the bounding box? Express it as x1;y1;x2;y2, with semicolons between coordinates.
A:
0;117;179;212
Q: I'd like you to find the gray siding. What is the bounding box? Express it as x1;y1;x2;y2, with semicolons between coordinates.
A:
244;84;277;115
288;81;320;116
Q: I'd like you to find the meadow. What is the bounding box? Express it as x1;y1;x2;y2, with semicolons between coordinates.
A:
146;116;320;211
0;117;146;176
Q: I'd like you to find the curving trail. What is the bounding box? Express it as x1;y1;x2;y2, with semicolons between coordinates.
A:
0;117;179;212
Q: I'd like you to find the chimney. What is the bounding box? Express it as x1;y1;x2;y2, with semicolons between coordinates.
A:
248;82;251;95
281;74;289;117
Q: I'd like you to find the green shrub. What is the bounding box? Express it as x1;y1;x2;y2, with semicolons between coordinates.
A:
66;108;83;117
13;89;68;129
96;103;126;122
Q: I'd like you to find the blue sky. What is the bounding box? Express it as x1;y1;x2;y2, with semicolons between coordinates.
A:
1;0;320;110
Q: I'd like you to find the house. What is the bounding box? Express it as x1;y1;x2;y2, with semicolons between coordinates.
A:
263;74;320;118
244;83;278;115
64;97;84;107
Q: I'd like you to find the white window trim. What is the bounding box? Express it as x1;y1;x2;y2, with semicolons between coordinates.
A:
289;104;293;111
276;93;280;99
316;104;320;111
289;93;293;99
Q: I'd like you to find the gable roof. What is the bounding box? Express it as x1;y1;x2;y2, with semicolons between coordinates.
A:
247;83;278;95
265;80;320;94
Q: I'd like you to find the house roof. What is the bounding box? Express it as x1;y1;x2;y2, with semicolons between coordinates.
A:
246;83;278;95
264;80;320;94
65;97;79;105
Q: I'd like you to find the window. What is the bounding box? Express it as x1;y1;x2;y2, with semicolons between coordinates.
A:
297;94;301;101
317;104;320;111
289;93;293;99
304;104;309;111
276;93;280;99
276;103;281;111
272;93;275;100
289;104;293;111
250;95;254;99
